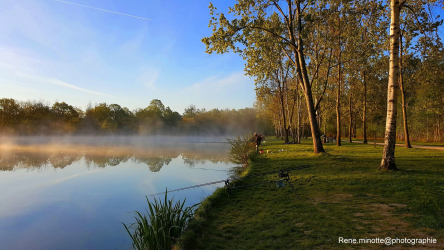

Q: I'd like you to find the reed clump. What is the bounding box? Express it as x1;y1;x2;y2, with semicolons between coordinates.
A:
227;133;255;167
123;191;198;250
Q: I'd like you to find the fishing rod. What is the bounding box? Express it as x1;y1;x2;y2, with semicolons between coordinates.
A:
224;168;301;198
148;165;311;197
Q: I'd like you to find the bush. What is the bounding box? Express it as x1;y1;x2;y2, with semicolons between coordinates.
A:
227;133;255;166
123;190;198;250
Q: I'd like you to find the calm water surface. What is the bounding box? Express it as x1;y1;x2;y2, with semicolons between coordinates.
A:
0;136;235;250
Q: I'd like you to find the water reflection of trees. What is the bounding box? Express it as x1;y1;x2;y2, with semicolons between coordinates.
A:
133;157;172;172
0;152;81;171
0;144;229;172
181;152;228;167
84;155;133;168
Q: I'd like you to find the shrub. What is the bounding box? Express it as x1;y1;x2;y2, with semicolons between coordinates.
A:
227;133;255;167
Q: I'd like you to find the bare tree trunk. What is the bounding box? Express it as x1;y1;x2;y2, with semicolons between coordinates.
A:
374;133;377;148
297;93;302;144
426;115;429;142
349;93;352;143
279;88;289;143
275;122;278;138
286;79;297;144
353;112;357;138
295;2;325;153
380;0;400;171
324;115;327;135
336;12;342;146
285;127;289;142
438;114;441;143
336;55;342;146
295;78;301;144
363;70;368;143
302;123;305;139
303;84;324;150
399;35;412;148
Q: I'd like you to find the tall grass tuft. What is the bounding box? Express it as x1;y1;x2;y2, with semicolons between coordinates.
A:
227;133;255;167
123;190;199;250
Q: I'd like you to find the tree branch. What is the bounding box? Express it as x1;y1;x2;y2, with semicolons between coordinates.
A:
314;47;333;111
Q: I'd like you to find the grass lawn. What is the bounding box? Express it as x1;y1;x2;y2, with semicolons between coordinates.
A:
179;137;444;249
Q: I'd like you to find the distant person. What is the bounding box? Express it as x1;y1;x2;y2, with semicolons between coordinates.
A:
253;133;262;153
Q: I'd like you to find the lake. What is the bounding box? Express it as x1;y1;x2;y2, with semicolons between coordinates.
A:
0;136;236;250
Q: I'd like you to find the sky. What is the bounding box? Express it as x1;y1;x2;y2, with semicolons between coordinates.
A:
0;0;256;114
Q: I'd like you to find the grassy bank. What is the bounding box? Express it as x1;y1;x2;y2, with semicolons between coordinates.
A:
179;137;444;249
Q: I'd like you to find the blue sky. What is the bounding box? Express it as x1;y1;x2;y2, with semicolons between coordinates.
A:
0;0;256;113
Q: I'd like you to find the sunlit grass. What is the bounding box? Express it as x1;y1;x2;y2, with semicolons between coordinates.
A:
179;137;444;249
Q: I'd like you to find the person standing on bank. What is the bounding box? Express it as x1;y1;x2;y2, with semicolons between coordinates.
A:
253;133;262;153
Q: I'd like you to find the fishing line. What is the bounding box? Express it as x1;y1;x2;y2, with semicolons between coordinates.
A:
148;165;310;197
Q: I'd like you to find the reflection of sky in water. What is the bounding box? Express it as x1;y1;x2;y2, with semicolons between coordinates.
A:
0;146;234;250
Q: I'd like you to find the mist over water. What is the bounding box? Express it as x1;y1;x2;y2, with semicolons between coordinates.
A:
0;135;231;146
0;136;235;250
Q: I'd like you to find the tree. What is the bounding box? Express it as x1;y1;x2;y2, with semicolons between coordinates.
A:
183;105;198;118
163;107;182;127
135;99;167;134
51;102;80;132
380;0;442;170
250;42;294;143
21;101;52;134
380;0;401;170
147;99;166;117
0;98;22;128
202;0;327;153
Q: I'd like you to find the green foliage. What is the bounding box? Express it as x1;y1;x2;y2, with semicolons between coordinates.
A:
183;105;198;118
123;190;199;250
227;133;255;166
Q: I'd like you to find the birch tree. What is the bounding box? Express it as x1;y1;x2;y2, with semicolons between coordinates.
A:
380;0;442;170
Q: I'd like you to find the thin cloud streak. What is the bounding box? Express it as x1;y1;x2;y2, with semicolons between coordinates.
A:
51;169;103;185
54;0;151;21
51;79;114;97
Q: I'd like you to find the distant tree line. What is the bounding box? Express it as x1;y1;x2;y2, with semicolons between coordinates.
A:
0;98;270;135
0;149;229;172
